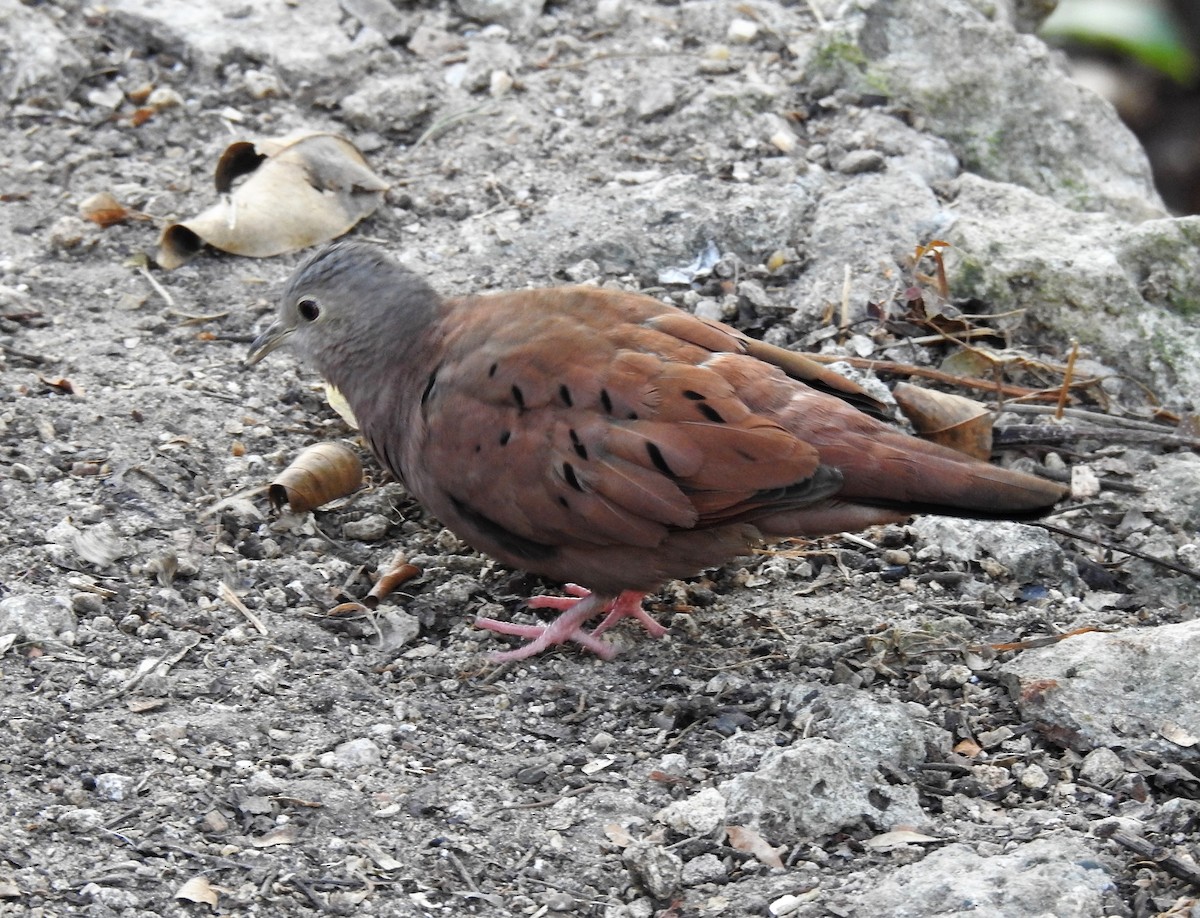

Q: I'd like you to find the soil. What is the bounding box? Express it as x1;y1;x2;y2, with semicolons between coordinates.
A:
1;2;1198;917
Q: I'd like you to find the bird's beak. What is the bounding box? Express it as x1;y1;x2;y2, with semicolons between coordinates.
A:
245;320;291;366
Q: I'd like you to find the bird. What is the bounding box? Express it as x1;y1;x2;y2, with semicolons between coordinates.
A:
247;241;1068;662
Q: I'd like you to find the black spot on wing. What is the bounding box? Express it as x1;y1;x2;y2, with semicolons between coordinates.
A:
645;442;674;477
420;367;439;418
499;430;512;446
559;384;573;407
683;389;706;400
569;429;588;460
511;385;526;410
562;462;584;492
600;388;613;414
697;402;724;423
449;496;557;562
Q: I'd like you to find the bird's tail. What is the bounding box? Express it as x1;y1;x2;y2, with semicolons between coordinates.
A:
831;426;1067;519
757;426;1067;538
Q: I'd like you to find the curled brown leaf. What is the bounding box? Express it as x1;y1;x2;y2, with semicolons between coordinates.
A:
270;442;363;513
892;381;994;460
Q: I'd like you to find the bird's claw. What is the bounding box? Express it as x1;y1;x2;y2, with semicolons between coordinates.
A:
476;588;661;661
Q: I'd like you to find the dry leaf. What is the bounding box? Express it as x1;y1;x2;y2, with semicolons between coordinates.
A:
863;829;944;850
953;738;983;758
252;825;301;847
367;551;422;604
938;347;996;379
79;191;130;227
892;381;994;460
126;697;169;713
38;375;78;395
604;823;636;847
726;825;784;868
157;131;388;269
175;876;220;907
269;442;363;513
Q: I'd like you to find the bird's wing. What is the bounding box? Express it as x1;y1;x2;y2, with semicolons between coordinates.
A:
413;287;843;550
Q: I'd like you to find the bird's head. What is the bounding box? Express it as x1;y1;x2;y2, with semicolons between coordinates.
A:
246;241;440;379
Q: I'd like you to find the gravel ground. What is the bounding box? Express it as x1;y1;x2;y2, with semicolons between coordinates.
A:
2;1;1199;916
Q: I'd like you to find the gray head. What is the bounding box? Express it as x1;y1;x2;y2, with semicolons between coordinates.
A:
245;241;440;382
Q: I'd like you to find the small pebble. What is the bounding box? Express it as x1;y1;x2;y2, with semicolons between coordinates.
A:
343;514;390;541
681;853;727;885
57;808;104;833
1078;747;1124;786
543;891;574;911
93;773;133;801
1018;763;1050;789
727;18;758;43
937;664;972;687
769;893;805;917
589;731;615;752
71;593;104;615
835;150;885;174
324;738;383;771
9;463;36;482
655;787;726;835
622;843;683;900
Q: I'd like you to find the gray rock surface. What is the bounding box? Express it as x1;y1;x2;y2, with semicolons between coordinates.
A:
1001;618;1200;761
721;737;926;839
806;0;1163;219
853;837;1117;917
0;594;77;643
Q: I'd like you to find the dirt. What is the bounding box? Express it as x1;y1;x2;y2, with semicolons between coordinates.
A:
1;2;1198;917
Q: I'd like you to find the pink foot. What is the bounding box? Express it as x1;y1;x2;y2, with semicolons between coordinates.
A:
475;587;665;662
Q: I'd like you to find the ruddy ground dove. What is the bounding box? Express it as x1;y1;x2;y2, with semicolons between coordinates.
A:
247;242;1067;661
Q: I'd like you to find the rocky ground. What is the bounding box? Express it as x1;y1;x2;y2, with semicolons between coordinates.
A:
2;0;1199;916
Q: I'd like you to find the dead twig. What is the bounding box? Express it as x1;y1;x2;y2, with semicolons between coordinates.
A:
801;352;1062;401
1098;827;1200;889
1034;521;1200;581
483;783;595;817
992;424;1200;456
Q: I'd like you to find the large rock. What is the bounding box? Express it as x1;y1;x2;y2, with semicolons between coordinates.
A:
1000;619;1200;762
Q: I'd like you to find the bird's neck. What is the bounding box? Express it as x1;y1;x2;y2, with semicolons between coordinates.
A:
319;313;442;438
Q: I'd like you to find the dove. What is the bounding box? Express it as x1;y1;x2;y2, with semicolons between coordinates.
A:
247;241;1068;662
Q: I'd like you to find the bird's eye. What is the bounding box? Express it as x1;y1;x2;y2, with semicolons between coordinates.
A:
297;298;320;322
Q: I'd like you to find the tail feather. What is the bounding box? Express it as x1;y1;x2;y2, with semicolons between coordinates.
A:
833;428;1068;518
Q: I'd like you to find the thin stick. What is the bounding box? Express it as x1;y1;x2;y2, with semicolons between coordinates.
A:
1034;521;1200;581
839;264;852;341
1055;339;1079;420
1002;403;1180;434
219;581;269;634
801;352;1058;400
137;265;175;309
